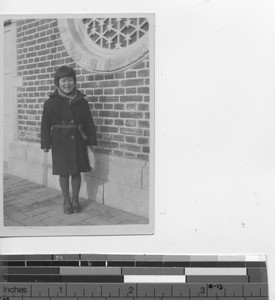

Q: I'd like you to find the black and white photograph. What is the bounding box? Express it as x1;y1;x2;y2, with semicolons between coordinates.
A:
1;15;154;236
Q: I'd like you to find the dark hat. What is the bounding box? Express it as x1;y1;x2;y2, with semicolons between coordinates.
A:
54;66;76;86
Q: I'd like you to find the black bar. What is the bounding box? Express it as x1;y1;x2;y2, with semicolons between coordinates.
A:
60;275;124;282
136;261;163;267
246;262;267;268
107;261;135;267
214;262;246;268
6;262;26;267
190;262;245;267
163;262;191;267
1;275;124;283
1;275;61;282
81;261;106;267
27;261;52;267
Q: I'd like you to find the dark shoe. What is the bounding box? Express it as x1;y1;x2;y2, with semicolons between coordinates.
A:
63;199;73;214
72;198;81;213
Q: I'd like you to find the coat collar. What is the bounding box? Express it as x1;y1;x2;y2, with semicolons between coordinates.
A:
49;89;86;105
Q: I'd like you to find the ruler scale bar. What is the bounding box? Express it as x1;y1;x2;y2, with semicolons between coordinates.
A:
0;255;269;299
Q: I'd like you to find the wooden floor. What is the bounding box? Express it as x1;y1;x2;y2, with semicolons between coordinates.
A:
3;172;148;227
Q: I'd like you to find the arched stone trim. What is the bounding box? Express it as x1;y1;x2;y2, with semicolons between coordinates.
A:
58;18;149;73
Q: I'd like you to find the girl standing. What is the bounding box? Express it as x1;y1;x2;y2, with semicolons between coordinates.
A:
41;66;97;214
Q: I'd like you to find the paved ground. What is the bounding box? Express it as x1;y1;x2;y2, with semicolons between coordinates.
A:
3;172;149;227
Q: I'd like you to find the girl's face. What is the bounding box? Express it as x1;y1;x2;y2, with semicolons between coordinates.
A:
59;76;76;95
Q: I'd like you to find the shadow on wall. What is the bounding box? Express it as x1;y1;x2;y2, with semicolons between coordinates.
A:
82;153;110;205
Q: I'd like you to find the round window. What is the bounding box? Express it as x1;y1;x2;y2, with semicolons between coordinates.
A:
58;17;149;73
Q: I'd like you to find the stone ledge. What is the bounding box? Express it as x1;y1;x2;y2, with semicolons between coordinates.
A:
7;140;149;218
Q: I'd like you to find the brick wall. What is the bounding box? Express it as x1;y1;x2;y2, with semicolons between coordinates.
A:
16;18;150;161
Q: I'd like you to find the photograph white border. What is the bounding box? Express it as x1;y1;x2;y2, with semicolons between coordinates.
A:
0;13;155;237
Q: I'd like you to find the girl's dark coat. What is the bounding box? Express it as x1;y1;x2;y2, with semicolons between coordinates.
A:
40;89;97;175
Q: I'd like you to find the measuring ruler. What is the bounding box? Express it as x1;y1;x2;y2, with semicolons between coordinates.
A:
0;254;269;299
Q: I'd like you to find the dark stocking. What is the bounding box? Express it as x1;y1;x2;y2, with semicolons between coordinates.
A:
71;172;81;201
59;174;73;214
59;175;70;200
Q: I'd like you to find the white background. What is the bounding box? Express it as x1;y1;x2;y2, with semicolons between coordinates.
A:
1;0;275;297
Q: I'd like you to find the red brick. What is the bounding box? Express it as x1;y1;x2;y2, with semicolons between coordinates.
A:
121;79;144;86
95;74;104;80
114;73;125;79
99;126;118;133
81;82;98;89
138;103;149;111
114;103;124;110
138;87;149;94
51;59;65;66
132;61;145;69
115;120;124;126
138;70;149;77
26;110;37;114
102;133;114;141
105;74;114;80
94;118;104;125
143;146;150;153
95;89;104;95
125;120;137;127
94;103;103;110
126;87;137;94
26;87;37;92
143;129;150;137
103;104;114;109
38;61;51;68
115;88;125;95
100;141;119;148
99;111;119;118
99;80;119;88
137;153;149;160
87;75;95;81
87;96;99;103
38;86;49;91
38;49;50;56
126;103;137;110
126;136;136;143
120;95;142;102
120;112;143;119
126;71;137;78
120;128;142;135
138;120;150;128
104;89;114;95
138;137;149;145
37;37;49;44
104;119;114;125
99;96;119;102
114;135;125;142
26;121;36;125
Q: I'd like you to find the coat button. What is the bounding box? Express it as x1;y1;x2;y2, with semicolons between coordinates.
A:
70;120;75;124
71;135;75;140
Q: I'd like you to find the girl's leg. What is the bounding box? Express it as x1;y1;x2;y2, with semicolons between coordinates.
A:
59;174;73;214
71;172;81;212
